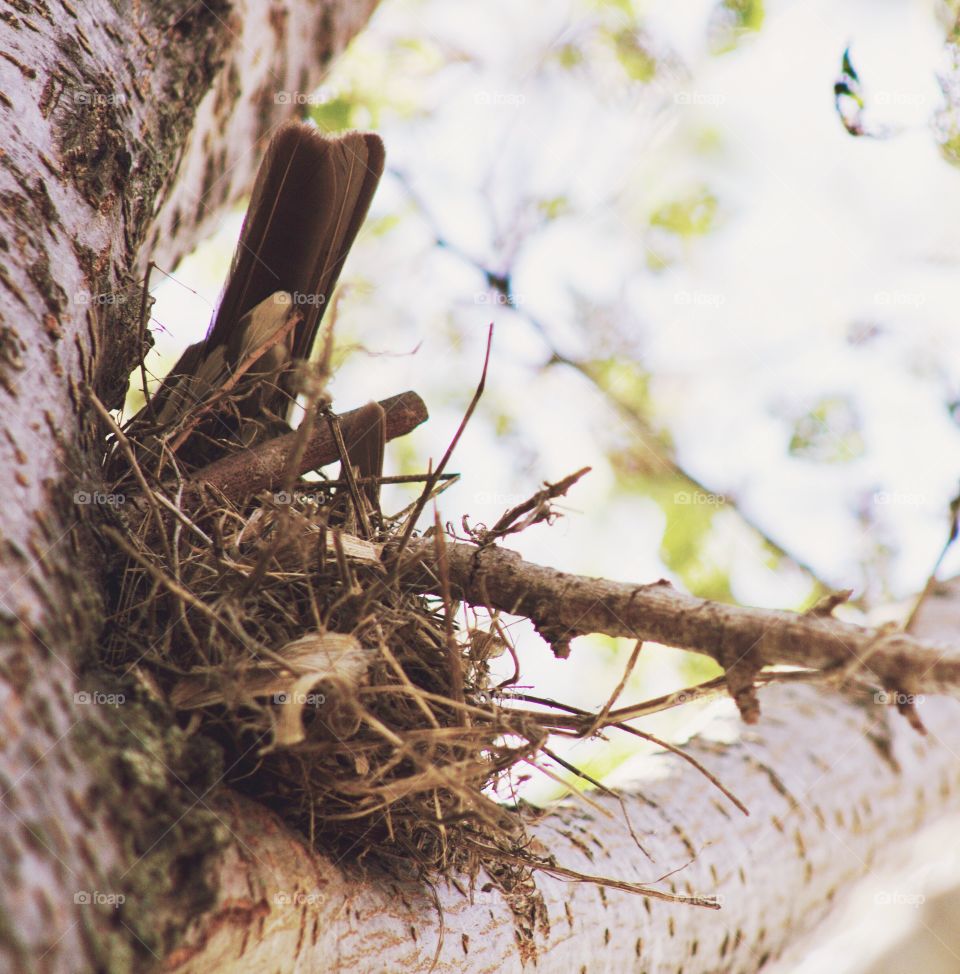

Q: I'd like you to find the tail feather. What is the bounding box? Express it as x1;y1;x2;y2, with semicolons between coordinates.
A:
208;122;385;413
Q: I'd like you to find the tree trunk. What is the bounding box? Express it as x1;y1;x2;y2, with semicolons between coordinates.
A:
146;583;960;973
2;3;958;973
0;3;377;971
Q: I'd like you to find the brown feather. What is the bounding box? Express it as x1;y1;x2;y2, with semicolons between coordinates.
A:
207;122;385;415
127;123;384;466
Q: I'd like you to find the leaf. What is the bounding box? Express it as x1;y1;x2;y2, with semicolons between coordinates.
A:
709;0;766;54
610;28;658;83
170;630;373;750
650;187;719;238
786;396;865;463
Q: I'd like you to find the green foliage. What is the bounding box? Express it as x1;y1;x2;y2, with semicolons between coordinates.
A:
609;28;658;82
311;96;354;132
537;196;571;221
363;212;403;237
646;187;720;269
710;0;765;54
678;647;724;685
694;126;725;155
608;444;735;601
650;187;719;239
308;32;446;133
655;479;734;602
787;396;865;463
555;43;584;69
586;358;653;416
492;408;517;438
940;124;960;167
724;0;764;32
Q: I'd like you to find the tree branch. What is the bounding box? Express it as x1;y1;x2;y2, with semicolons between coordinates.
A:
153;578;960;972
182;391;428;503
397;539;960;703
0;3;382;971
163;684;960;972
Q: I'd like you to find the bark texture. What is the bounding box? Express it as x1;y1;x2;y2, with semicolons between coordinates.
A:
2;2;958;972
148;563;960;972
160;689;960;972
398;539;960;701
0;3;377;972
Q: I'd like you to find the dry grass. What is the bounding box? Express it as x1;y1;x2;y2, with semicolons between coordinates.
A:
103;468;552;878
97;344;726;921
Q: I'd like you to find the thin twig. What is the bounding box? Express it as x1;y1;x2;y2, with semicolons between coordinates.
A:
391;324;494;565
463;837;720;908
86;387;174;565
476;466;592;545
581;638;643;739
323;409;373;539
432;509;465;718
136;261;156;421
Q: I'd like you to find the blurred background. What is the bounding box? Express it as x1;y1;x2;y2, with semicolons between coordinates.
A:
137;0;960;969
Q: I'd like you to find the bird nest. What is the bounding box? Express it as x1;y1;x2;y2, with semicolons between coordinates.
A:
99;382;558;903
96;346;725;926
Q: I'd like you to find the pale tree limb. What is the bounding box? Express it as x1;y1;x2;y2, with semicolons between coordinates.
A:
0;3;380;972
159;580;960;972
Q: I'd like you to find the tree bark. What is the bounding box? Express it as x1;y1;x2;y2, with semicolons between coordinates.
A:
159;680;960;971
3;2;959;973
143;564;960;972
397;538;960;704
0;3;377;972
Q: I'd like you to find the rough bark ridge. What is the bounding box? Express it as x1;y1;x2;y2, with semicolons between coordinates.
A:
3;2;957;972
157;673;960;971
0;2;377;972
